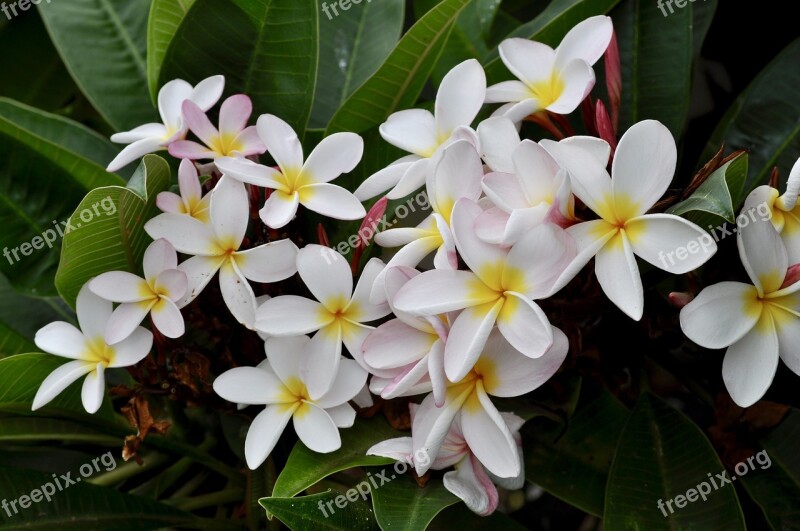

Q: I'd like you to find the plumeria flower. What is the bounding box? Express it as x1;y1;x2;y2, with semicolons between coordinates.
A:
486;16;613;122
213;335;367;469
89;239;188;344
107;75;225;172
370;139;483;304
681;207;800;407
354;59;486;201
394;198;573;381
256;245;391;398
169;94;265;160
409;329;567;478
544;120;717;320
742;158;800;263
144;176;298;328
476;116;522;174
33;285;153;414
369;406;525;516
215;115;366;229
156;159;212;222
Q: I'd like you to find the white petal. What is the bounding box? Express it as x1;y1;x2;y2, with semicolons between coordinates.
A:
554;15;613;69
190;75;225;111
627;214;717;274
317;358;368;408
34;322;88;359
498;38;556;86
111;123;168;144
107;137;164;172
460;388;520;478
367;436;414;463
234;239;298;283
722;316;780;408
257;114;304;173
505;223;576;299
213;366;287;405
393;269;497;316
435;59;486;137
443;454;499;516
177;255;225;307
81;364;106;414
429;140;484;221
549;220;616;295
412;390;470;475
303;133;363;184
363;320;436;370
245;405;294;469
158;78;193;131
154;269;188;302
108;327;153;367
145;213;218;256
496;99;541;123
326;403;356;428
294;402;341;453
32;360;94;411
512;140;561;203
76;285;113;341
348;258;391;323
219;260;258;329
547;59;595;115
353;157;419;201
89;272;150;303
151;298;185;339
105;302;152;345
216;156;284;189
477;116;520;173
370;236;442;305
475;207;511;244
260;190;300;229
210;176;249;248
380;109;438;157
496;294;553;358
256;295;332;335
558;136;611;167
301;324;343;400
297;244;353;308
451;199;508;286
680;282;761;349
386;157;432;200
143;238;179;281
595;232;644;320
265;335;309;383
445;300;503;382
775;309;800;376
485;80;532;105
540;138;613;218
299;183;366;220
738;211;788;295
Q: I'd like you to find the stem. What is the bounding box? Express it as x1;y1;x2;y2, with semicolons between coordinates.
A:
87;452;171;487
167;488;245;512
525;111;566;140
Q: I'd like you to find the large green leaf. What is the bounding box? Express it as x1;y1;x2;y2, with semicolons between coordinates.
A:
702;38;800;196
0;416;120;445
371;470;459;530
0;466;196;530
159;0;319;134
147;0;197;103
604;393;746;530
272;416;399;498
309;0;405;129
429;503;528;530
55;155;170;308
37;0;156;131
0;99;124;296
325;0;471;135
260;491;379;531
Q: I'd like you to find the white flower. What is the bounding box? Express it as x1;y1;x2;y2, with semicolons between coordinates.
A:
107;75;225;172
215;114;365;229
156;159;212;222
33;285;153;413
144;176;299;328
544;120;717;320
89;239;188;344
354;59;486;201
680;206;800;407
486;16;613;121
256;245;391;398
214;335;367;469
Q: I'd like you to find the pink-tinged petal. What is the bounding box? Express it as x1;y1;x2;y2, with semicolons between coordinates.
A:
326;403;356;428
428;340;447;407
546;59;595;115
145;213;218;255
549;220;616;295
451;199;508;288
496;294;553;358
381;267;432;331
512;140;560;203
245;405;295;469
294;402;341;453
477;116;520;173
104;301;152;345
303;132;364;184
475;207;511;245
460;387;520;478
34;322;88;359
107;137;164;172
81;364;106;414
168;140;217;160
443;454;499;516
231;126;266;156
218;94;252;136
558;136;611;166
317;358;368;409
386;157;432;200
380;109;438;157
554;15;613;70
380;360;433;399
182;99;219;147
485;80;532;105
394;269;497;316
612;120;677;215
445;300;504;382
214;366;288;405
111;123;169;144
595;232;644;320
540;138;613;218
412;390;472;475
348;258;391;322
299;183;366;221
375;225;432;247
151;298;185;339
722;315;780;408
498;38;556;87
88;272;149;304
432;215;458;270
297;244;353;307
158;79;193;131
482;173;530;211
627;214;717;273
76;285;113;341
265;335;309;383
210;176;249;249
363;320;436;370
109;327;153;367
153;269;188;301
342;321;373;368
369;236;442;305
260;190;300;229
234;239;298;283
190;75;225;111
144;238;179;281
219;260;258;329
216;156;285;189
738;212;788;296
429;140;484;220
354;156;419;201
480;327;567;397
156;192;184;214
435;59;486;137
301;323;343;400
502;205;551;245
367;437;414;463
32;360;94;411
680;282;761;349
176;255;225;307
257;114;304;173
256;295;332;336
506;223;576;299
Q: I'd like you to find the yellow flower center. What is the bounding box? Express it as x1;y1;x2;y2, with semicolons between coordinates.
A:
527;71;566;108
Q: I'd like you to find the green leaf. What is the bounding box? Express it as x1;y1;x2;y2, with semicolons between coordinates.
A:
0;416;120;445
0;98;124;296
325;0;471;135
159;0;319;134
429;503;529;530
371;470;459;530
37;0;156;131
147;0;197;104
272;416;400;498
612;0;692;137
309;0;405;129
691;0;718;60
702;37;800;197
604;393;746;530
523;384;629;517
740;408;800;529
55;154;171;308
261;491;378;531
667;152;749;225
0;466;196;530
